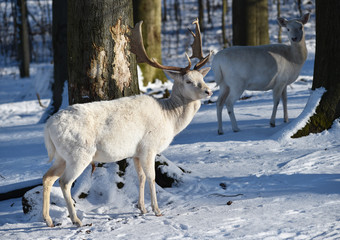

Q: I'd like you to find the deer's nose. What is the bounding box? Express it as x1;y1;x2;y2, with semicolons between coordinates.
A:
205;90;213;96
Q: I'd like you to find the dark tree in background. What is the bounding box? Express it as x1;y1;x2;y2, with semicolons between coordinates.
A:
232;0;269;46
51;0;67;114
292;1;340;137
221;0;230;48
17;0;30;77
133;0;167;85
68;0;139;105
40;0;68;122
276;0;282;43
198;0;204;32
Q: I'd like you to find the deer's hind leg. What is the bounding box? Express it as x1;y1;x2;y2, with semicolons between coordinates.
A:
43;155;66;227
216;84;230;135
59;152;93;227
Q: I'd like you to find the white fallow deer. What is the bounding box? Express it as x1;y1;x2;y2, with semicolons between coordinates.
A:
42;19;212;227
212;13;310;134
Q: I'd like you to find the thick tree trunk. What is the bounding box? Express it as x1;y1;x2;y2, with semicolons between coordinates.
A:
68;0;139;105
133;0;166;85
232;0;269;46
292;1;340;138
17;0;30;77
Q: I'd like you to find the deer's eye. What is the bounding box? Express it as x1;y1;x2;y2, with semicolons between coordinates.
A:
186;80;192;84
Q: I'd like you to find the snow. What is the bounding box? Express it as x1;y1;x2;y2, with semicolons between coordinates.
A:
1;1;340;239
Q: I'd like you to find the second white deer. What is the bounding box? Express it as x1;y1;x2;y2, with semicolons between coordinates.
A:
212;13;310;134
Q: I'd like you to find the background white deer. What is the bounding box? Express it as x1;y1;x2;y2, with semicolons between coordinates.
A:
42;19;212;227
212;13;310;134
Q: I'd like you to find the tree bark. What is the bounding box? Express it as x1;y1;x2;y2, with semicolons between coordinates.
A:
17;0;30;77
133;0;167;85
292;1;340;138
232;0;269;46
68;0;139;105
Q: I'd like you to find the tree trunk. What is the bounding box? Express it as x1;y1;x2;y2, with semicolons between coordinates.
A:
133;0;167;85
292;1;340;138
221;0;230;48
39;0;68;123
68;0;139;105
17;0;30;77
277;0;282;43
207;0;212;25
198;0;204;32
51;0;67;115
162;0;167;22
232;0;269;46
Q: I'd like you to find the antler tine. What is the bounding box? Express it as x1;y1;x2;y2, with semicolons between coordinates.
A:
188;18;203;59
188;18;211;70
129;21;191;74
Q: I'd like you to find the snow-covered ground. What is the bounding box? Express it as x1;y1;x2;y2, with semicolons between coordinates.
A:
1;1;340;239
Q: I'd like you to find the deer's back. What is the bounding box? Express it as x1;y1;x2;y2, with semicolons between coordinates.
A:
46;95;173;162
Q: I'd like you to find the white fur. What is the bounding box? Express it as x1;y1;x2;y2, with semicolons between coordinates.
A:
42;68;211;227
213;13;310;134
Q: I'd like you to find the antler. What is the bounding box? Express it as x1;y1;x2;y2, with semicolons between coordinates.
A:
188;18;211;70
129;21;191;74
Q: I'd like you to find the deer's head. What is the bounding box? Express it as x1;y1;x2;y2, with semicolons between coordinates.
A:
278;12;310;43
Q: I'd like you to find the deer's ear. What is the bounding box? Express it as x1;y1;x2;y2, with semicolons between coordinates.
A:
163;70;183;81
301;12;310;25
198;67;210;77
277;17;288;27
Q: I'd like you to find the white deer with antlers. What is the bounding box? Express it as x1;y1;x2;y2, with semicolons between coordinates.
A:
213;13;310;134
42;19;212;227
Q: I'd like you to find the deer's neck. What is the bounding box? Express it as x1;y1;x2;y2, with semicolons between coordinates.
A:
290;34;307;65
161;92;201;136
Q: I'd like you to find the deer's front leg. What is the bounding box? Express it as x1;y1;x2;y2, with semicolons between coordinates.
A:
133;157;147;214
140;151;162;216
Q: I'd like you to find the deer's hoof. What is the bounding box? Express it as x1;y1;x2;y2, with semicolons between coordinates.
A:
72;218;83;227
44;217;55;227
